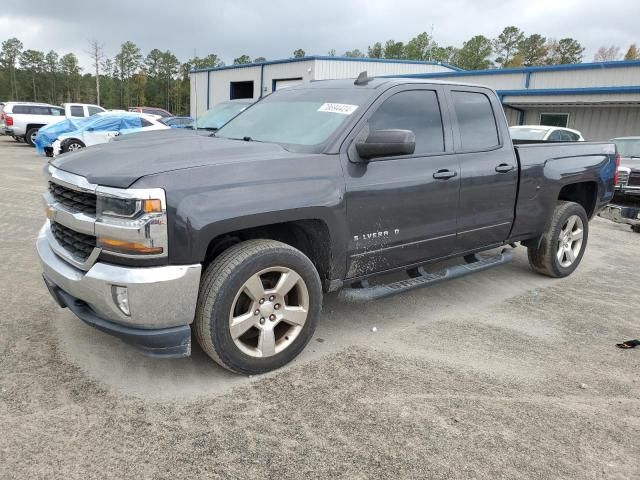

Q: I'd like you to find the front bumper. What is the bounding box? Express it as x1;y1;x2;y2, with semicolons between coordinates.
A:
598;204;640;228
37;226;202;357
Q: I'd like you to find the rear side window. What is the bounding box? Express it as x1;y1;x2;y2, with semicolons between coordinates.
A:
451;91;500;151
70;106;84;117
548;130;562;141
88;106;103;116
13;105;28;114
368;90;444;155
140;119;153;127
50;107;63;116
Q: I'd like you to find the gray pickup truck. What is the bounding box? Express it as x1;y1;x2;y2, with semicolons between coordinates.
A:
38;76;618;374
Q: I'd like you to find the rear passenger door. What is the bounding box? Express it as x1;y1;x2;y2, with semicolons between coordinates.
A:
343;85;460;278
446;88;518;253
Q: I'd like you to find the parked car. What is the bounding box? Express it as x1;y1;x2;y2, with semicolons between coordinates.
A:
62;103;106;118
160;116;194;128
610;136;640;197
192;99;253;131
510;125;584;142
38;76;617;374
128;106;172;117
34;116;94;156
1;102;65;146
48;113;169;156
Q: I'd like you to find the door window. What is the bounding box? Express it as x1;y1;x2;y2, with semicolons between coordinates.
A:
70;106;84;117
547;130;563;141
88;106;103;116
367;90;444;154
451;91;499;151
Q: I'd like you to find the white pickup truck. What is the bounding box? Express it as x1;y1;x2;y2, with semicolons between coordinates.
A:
1;102;106;146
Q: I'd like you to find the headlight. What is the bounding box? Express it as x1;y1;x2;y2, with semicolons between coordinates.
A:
95;187;168;257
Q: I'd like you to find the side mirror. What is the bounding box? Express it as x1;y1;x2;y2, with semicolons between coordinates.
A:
355;129;416;160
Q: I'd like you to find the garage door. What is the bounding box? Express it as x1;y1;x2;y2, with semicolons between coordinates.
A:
274;78;303;91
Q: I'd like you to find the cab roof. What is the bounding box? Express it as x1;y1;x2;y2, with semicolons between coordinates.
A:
296;77;495;92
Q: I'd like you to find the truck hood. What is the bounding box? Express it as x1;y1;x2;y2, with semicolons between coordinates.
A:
50;133;294;188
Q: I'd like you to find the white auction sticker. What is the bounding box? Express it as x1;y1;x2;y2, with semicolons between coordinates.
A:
317;103;358;115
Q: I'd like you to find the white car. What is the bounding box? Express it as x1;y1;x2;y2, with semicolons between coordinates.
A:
1;102;66;146
51;113;169;156
62;103;106;118
510;125;585;142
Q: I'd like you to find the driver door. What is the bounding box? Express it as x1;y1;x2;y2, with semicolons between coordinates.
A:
342;85;460;279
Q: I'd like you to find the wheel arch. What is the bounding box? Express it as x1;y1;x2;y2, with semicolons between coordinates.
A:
202;219;335;291
557;181;597;218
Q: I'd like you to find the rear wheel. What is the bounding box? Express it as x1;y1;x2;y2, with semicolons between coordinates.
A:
61;139;85;153
527;201;589;278
25;128;39;147
194;239;322;375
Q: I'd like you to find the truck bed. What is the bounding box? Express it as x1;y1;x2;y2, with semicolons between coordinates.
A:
510;141;617;241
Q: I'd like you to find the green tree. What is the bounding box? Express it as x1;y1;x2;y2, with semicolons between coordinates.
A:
431;46;458;63
343;49;365;58
292;49;305;58
327;49;336;56
1;37;24;99
453;35;493;70
20;49;45;100
383;40;404;59
517;34;547;66
404;32;436;61
253;56;266;63
625;44;639;60
493;26;524;67
45;50;59;103
59;53;81;102
115;41;143;107
233;55;251;65
545;38;584;65
367;42;383;58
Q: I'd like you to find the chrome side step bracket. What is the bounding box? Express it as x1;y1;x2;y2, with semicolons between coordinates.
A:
339;250;513;302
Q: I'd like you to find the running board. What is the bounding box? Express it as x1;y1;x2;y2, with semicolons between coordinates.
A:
339;250;513;302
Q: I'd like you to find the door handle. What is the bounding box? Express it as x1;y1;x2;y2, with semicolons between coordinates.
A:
433;169;457;180
495;163;515;173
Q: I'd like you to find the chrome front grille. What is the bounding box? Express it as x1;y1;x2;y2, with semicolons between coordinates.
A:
48;181;97;215
50;221;96;261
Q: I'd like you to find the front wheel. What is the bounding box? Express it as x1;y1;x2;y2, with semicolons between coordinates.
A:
61;138;85;153
194;239;322;375
527;201;589;278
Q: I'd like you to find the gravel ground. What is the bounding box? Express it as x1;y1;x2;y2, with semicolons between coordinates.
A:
0;135;638;479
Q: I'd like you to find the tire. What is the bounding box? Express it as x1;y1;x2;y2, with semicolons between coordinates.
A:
194;239;322;375
527;201;589;278
61;138;85;153
25;128;39;147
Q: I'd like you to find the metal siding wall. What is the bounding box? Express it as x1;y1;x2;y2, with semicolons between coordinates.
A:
189;72;208;117
210;66;261;105
503;106;520;126
314;60;453;80
263;61;314;94
529;66;640;89
521;106;640;140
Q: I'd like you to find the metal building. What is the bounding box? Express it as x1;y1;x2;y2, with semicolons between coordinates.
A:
394;60;640;140
189;56;459;116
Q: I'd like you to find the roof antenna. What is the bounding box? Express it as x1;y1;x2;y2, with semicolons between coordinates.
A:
354;71;373;85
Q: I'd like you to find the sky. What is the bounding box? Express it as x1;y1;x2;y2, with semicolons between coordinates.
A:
1;0;638;70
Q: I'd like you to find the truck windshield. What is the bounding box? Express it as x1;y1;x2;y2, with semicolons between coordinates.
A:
612;138;640;158
193;101;252;131
215;88;372;152
509;127;549;140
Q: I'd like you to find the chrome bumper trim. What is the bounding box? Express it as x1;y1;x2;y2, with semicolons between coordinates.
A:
37;225;202;329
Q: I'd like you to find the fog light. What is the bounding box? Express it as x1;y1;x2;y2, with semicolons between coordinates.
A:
111;285;130;316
